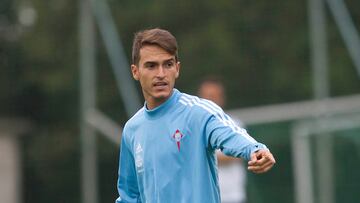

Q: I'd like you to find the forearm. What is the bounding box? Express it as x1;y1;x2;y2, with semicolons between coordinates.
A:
216;151;242;165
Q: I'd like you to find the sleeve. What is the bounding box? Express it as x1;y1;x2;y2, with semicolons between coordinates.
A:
115;132;141;203
204;108;268;161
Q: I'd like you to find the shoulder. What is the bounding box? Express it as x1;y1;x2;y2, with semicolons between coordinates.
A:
123;107;145;136
178;92;225;117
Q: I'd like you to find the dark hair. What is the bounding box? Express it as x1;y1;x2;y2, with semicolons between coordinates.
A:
132;28;179;65
197;75;226;95
199;76;225;89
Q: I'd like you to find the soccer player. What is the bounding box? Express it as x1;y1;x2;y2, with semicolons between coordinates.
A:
115;28;275;203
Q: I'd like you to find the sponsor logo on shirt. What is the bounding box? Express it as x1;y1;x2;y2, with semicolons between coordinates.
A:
136;143;143;153
135;143;144;173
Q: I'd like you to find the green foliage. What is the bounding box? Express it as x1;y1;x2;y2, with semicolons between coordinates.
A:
1;0;360;202
247;122;294;203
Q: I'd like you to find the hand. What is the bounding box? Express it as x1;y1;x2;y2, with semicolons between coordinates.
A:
247;149;276;174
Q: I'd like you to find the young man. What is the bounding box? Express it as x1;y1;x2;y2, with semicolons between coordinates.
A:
198;77;247;203
116;28;275;203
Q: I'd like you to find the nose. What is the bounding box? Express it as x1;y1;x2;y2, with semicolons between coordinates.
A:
156;66;166;78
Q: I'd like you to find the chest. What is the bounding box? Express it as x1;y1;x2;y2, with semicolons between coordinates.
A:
131;118;204;171
133;119;192;154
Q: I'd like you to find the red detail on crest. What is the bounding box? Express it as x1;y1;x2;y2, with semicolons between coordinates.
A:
173;129;183;151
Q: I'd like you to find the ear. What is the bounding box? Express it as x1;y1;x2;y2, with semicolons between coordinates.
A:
175;61;180;78
131;64;140;80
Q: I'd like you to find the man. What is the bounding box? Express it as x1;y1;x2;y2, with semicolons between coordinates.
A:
116;28;275;203
198;77;247;203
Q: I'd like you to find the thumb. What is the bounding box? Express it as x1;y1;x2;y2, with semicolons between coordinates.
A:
248;151;258;165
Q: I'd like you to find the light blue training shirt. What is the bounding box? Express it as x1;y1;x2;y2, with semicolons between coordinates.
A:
116;89;267;203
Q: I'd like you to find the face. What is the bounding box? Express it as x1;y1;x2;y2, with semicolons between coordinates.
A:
198;82;225;108
131;45;180;109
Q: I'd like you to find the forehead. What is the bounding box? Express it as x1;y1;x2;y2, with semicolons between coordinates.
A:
201;83;223;91
199;83;223;95
139;45;175;63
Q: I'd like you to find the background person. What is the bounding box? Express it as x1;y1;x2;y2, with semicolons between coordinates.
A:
198;77;247;203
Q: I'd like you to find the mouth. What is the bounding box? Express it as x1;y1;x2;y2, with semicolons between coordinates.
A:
153;81;168;89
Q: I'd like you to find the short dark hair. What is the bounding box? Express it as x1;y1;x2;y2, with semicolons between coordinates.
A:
132;28;179;65
197;75;226;95
199;76;225;89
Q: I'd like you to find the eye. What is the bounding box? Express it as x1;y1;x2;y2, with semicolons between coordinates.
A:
165;61;174;68
145;63;156;69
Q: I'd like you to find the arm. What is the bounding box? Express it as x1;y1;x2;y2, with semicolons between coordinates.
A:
116;134;141;203
216;150;242;165
216;117;244;165
205;110;275;173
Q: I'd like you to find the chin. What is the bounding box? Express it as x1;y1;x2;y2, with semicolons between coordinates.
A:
154;92;170;99
153;90;172;99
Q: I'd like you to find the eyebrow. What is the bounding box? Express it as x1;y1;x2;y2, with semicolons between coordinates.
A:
163;58;175;63
144;61;158;66
143;57;175;65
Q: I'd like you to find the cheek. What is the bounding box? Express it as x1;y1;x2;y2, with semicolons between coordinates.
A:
139;75;150;86
173;71;179;80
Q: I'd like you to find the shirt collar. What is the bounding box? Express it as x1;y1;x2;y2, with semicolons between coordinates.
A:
144;88;180;119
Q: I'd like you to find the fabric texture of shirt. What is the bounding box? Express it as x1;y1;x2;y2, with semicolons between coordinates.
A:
116;89;267;203
217;118;247;203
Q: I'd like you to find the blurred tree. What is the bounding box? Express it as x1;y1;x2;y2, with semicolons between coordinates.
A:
0;0;359;202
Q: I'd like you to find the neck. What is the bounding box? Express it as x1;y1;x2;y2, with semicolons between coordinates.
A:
144;89;174;110
146;100;163;110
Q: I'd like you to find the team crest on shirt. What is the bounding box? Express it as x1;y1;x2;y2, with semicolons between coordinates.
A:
172;129;184;151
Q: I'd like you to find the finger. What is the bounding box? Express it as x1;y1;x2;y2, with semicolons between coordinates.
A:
260;160;275;170
254;154;269;165
248;150;269;165
248;152;258;165
252;162;275;174
248;149;275;166
248;157;275;171
258;151;275;164
247;161;271;171
248;161;275;173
